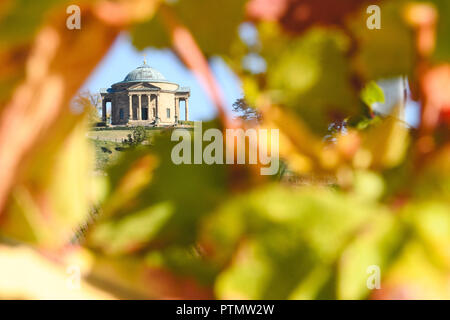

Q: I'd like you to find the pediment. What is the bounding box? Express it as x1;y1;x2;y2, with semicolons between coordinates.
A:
128;82;160;91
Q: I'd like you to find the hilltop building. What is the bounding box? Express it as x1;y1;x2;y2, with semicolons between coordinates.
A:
100;62;190;126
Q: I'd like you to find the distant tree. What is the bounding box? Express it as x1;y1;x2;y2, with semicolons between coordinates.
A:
132;126;147;144
123;126;147;146
232;98;261;123
72;90;101;125
87;91;101;111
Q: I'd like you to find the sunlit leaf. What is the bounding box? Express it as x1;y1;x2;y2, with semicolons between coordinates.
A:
360;107;410;169
361;81;385;109
258;25;359;134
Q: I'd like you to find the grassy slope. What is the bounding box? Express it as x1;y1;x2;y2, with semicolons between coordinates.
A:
90;139;123;171
87;130;134;142
89;128;162;171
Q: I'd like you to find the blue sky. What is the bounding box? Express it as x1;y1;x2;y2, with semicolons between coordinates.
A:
82;32;420;127
82;33;243;121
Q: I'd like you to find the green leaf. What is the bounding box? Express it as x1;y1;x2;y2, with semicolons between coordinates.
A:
348;1;415;79
361;81;385;108
428;0;450;63
406;201;450;269
89;202;174;255
361;107;410;169
259;26;359;134
213;185;388;299
88;121;229;251
374;240;450;299
337;211;406;299
131;0;247;57
1;117;93;248
146;246;219;286
0;0;69;46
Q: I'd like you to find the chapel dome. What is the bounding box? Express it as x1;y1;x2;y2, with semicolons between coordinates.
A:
123;63;166;82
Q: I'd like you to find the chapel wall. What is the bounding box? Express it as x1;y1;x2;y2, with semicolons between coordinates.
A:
158;91;176;123
152;82;178;91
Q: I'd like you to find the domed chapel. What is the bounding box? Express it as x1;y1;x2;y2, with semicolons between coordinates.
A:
100;61;190;126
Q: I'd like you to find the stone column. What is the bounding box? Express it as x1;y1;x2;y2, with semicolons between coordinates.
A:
128;94;132;121
138;94;142;120
102;99;107;122
175;98;179;123
185;98;189;121
111;98;115;124
147;94;151;121
155;94;160;125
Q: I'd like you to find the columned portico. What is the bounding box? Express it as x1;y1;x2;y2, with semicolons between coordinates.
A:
137;94;142;120
155;93;160;124
174;96;189;122
128;94;132;120
174;98;179;122
100;62;190;126
101;99;107;122
147;94;151;120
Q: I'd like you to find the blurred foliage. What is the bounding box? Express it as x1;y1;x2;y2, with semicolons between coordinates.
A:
132;0;248;57
262;26;359;134
361;81;385;109
348;1;415;80
0;0;449;299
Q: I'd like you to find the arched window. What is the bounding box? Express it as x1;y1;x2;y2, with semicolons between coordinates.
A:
119;108;124;120
166;108;170;118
